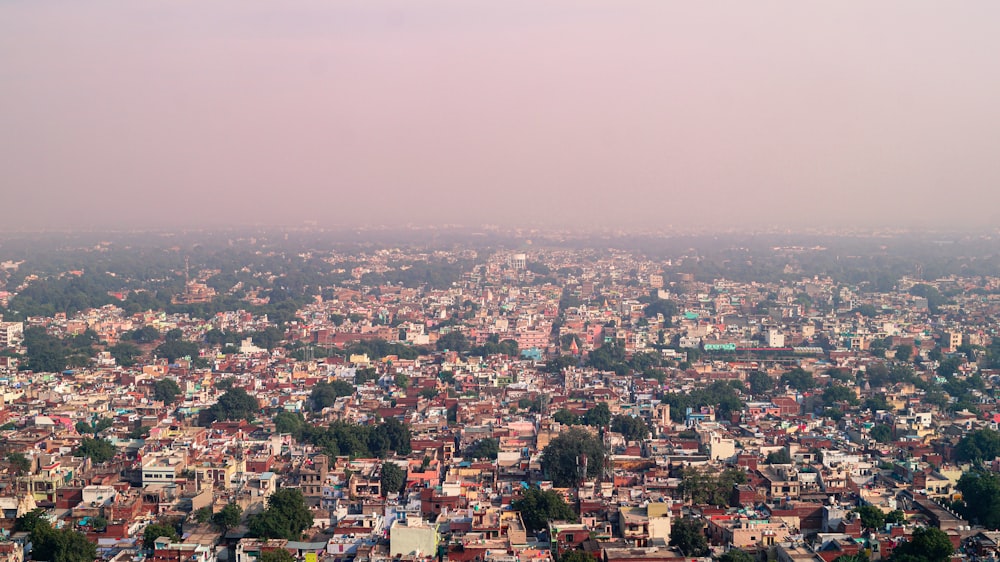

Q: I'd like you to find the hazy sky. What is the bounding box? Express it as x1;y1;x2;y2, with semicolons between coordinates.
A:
3;1;1000;231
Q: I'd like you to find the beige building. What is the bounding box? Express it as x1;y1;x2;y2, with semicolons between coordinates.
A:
389;518;438;558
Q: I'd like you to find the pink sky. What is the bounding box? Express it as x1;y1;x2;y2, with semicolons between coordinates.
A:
2;1;999;230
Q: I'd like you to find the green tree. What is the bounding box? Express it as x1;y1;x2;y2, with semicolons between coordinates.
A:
611;415;649;442
7;452;31;474
436;331;469;352
31;523;98;562
554;408;580;425
889;527;952;562
165;328;184;341
885;510;905;525
247;488;314;540
822;385;858;407
854;505;886;529
583;402;611;427
310;380;354;411
258;549;296;562
355;367;378;384
937;356;963;377
143;523;180;549
14;508;48;533
199;387;258;425
129;326;161;344
719;549;755;562
393;372;410;389
955;470;1000;529
511;487;576;534
109;342;142;367
194;507;213;524
273;411;305;436
154;339;200;362
780;367;815;391
670;516;709;556
895;344;913;362
766;449;792;464
559;551;598;562
380;462;407;496
541;427;606;487
870;424;893;444
251;327;284;350
213;503;243;533
153;378;182;404
679;467;747;506
748;371;773;395
832;555;870;562
74;437;116;463
466;438;500;460
955;429;1000;464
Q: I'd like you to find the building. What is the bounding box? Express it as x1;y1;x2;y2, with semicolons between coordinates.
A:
389;517;438;558
0;322;23;348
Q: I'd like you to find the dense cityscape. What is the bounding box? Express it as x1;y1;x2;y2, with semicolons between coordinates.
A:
0;228;998;562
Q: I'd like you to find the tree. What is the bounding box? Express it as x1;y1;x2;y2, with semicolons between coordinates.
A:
31;522;98;562
436;331;469;353
74;437;116;463
143;523;179;549
889;527;953;562
213;503;243;533
129;326;161;343
380;462;406;496
748;371;773;395
153;378;182;404
273;411;305;436
854;505;886;530
200;387;258;425
670;516;709;556
7;452;31;474
247;488;314;540
766;449;792;464
251;327;284;350
583;402;611;428
955;429;1000;464
885;510;905;525
108;342;141;367
559;551;598;562
822;385;858;407
553;408;580;425
895;344;913;362
937;356;964;377
780;367;815;391
258;549;296;562
393;372;410;389
870;424;893;444
310;380;354;411
719;549;755;562
14;508;48;533
511;487;576;534
154;339;200;363
832;555;870;562
438;370;455;385
955;470;1000;529
194;507;213;524
541;427;606;487
611;415;649;442
165;328;184;341
466;438;499;460
679;467;747;507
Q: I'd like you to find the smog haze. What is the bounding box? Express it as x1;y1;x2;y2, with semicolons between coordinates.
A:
2;1;1000;231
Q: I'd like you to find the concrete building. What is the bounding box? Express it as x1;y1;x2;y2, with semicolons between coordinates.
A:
389;517;438;558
